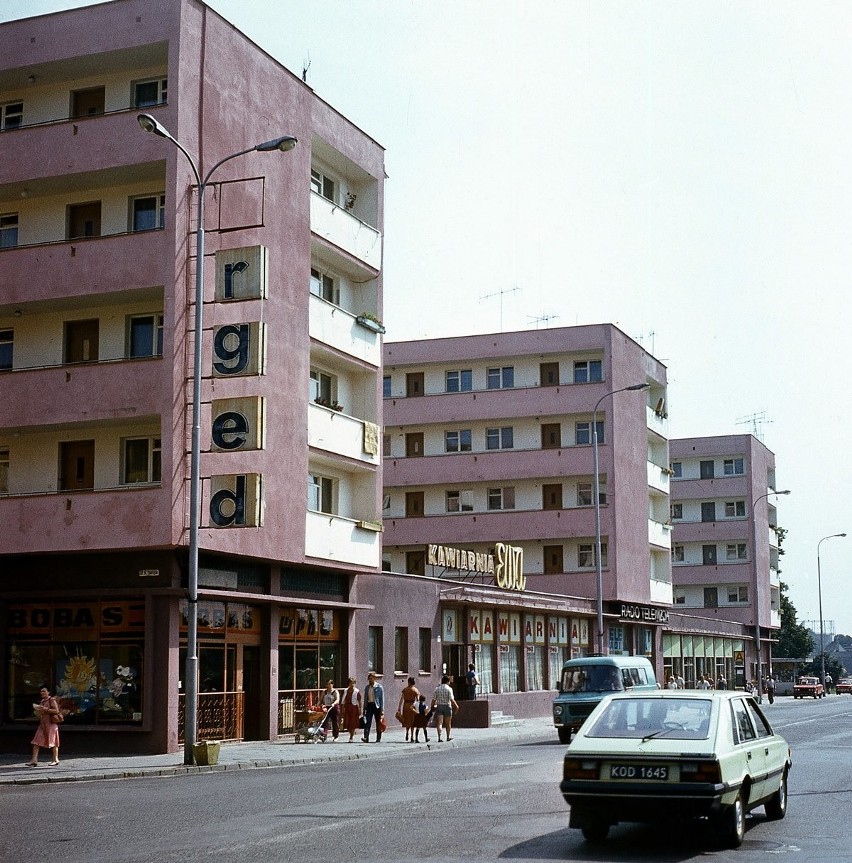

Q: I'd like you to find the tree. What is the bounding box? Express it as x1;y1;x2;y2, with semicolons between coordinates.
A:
774;581;814;659
800;653;845;682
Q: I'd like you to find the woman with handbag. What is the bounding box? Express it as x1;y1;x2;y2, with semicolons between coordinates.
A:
340;677;362;742
29;685;61;767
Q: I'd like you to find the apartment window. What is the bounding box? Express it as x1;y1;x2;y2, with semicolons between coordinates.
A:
405;491;424;518
541;423;561;449
382;493;391;511
308;474;335;514
1;101;23;130
726;543;748;561
394;627;408;673
543;545;564;574
725;500;746;518
701;502;716;523
133;77;168;107
674;590;686;605
700;460;715;479
446;489;473;513
486;366;514;389
540;362;559;386
130;194;165;232
0;213;19;248
122;437;161;484
578;543;606;568
128;314;163;358
311;168;336;202
0;448;8;492
0;329;12;370
68;202;102;239
406;550;425;575
382;436;391;458
406;372;424;397
445;369;472;392
702;544;717;566
418;628;432;672
704;587;719;608
576;481;606;507
383;376;391;398
670;502;683;520
573;360;602;383
71;86;105;118
486;427;513;450
672;544;685;562
367;626;383;673
310;267;339;304
728;586;749;603
487;487;515;510
724;458;745;475
445;429;472;452
310;369;335;406
575;421;604;445
671;462;682;478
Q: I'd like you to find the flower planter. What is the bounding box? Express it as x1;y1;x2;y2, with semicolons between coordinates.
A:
355;314;386;334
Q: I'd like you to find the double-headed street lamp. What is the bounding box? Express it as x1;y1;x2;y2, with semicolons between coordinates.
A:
137;113;296;764
817;533;846;690
752;489;790;701
592;382;650;655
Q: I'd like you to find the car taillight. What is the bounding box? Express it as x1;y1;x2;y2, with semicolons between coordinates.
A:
563;758;600;780
680;761;722;783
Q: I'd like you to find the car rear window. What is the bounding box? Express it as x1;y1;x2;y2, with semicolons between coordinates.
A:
585;697;712;740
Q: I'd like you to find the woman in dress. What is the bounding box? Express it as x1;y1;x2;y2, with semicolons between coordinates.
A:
30;685;61;767
340;677;362;742
319;679;340;741
397;676;420;742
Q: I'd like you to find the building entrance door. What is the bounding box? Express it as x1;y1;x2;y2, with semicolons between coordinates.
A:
442;643;466;694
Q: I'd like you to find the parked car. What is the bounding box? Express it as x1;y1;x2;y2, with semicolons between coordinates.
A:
552;655;658;744
836;677;852;695
560;690;792;848
792;676;825;698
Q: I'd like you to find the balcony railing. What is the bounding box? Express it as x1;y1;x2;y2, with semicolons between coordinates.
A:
310;192;382;270
305;510;381;567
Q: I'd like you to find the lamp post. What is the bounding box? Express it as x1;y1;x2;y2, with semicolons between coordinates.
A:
817;533;846;691
751;488;790;701
592;382;650;655
137;113;296;764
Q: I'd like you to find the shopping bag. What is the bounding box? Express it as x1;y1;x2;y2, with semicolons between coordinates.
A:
379;715;388;733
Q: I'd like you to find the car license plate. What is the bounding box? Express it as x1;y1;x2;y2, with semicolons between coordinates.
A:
610;764;669;780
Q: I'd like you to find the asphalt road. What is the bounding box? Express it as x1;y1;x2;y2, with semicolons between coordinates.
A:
2;696;851;863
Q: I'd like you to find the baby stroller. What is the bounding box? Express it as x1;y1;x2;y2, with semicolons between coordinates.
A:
293;706;329;743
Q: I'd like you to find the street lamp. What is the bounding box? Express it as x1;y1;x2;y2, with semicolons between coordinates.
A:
592;382;650;655
138;113;296;764
752;488;790;701
817;533;846;691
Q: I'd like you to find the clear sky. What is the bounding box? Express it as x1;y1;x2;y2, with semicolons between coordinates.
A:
6;0;851;637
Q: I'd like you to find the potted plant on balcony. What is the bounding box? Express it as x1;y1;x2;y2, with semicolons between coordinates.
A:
355;312;385;334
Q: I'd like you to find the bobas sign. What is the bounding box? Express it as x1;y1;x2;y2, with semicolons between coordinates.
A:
205;246;268;528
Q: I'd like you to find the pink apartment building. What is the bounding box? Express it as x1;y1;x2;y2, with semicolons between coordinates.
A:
667;435;785;688
0;0;387;754
381;324;673;716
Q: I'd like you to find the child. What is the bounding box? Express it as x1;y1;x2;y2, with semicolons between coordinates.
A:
413;694;431;742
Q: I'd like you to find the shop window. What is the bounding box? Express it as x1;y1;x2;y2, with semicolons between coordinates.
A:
527;646;545;690
498;645;521;692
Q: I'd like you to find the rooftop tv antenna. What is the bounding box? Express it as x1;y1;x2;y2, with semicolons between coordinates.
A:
736;411;772;441
527;312;559;329
302;56;311;83
480;286;520;332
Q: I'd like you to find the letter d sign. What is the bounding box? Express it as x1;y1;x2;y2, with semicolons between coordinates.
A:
209;474;263;527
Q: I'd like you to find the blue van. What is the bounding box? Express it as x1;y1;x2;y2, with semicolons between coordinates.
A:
552;655;658;743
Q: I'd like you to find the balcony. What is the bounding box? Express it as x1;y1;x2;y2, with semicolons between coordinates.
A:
0;230;169;307
310;192;382;271
307;403;379;466
308;294;381;367
648;518;672;550
646;404;669;437
0;485;173;554
647;460;670;494
304;510;381;567
383;506;599;547
1;359;164;429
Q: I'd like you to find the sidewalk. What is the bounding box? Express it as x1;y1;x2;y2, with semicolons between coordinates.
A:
0;717;554;786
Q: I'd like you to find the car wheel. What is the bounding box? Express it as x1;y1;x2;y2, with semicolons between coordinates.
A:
581;821;609;842
558;727;572;744
765;769;788;820
716;792;745;848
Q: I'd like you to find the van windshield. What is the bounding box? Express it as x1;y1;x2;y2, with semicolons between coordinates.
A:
562;665;624;693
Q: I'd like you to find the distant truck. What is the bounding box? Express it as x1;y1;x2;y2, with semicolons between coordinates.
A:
792;675;825;698
552;655;658;743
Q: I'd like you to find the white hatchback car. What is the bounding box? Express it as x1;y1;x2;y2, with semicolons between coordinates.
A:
560;690;792;848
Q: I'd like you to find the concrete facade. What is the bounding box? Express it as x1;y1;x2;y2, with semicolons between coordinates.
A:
0;0;385;753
